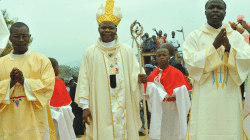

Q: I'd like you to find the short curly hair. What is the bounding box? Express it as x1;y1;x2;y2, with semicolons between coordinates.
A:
10;22;29;35
205;0;226;10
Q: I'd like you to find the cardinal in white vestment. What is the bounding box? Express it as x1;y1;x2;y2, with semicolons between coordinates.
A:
49;58;77;140
74;0;147;140
183;0;250;139
145;48;192;140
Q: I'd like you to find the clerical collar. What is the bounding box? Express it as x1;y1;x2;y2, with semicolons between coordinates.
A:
159;66;170;71
101;40;116;47
206;22;222;30
170;56;174;59
10;49;31;60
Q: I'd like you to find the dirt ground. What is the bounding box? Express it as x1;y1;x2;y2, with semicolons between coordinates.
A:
77;135;148;140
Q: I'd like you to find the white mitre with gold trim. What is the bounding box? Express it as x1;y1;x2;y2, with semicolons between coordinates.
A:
96;0;122;26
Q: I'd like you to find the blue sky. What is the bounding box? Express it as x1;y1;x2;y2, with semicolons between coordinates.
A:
1;0;250;67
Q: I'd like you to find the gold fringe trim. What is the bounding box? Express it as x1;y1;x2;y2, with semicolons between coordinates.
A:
215;69;219;89
46;105;57;140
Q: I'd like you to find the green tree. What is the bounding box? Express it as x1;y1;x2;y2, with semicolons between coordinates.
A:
58;65;79;79
0;10;33;57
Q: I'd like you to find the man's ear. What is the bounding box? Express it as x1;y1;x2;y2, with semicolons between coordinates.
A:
98;26;100;33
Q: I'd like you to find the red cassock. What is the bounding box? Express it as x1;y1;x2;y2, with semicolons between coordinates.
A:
145;66;192;96
50;78;72;107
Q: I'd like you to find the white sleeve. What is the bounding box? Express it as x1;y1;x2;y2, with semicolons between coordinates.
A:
79;97;89;110
174;85;191;140
2;82;15;104
24;78;37;101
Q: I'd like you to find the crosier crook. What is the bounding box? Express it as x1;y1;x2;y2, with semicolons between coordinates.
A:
130;20;149;139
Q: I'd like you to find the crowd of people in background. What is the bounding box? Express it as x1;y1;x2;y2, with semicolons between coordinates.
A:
142;29;180;53
2;0;250;139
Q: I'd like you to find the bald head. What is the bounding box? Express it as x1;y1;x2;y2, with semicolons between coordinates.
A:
161;43;175;56
205;0;226;10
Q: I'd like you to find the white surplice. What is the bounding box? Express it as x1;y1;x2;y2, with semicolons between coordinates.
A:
147;70;190;140
50;105;76;140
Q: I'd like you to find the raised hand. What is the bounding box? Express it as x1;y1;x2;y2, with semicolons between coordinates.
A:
238;20;248;29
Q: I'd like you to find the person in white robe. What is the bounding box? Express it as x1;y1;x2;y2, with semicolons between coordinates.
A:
74;0;147;140
183;0;250;139
239;19;250;140
145;48;192;140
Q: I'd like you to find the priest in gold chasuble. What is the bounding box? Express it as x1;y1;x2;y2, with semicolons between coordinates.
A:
0;22;56;140
74;0;147;140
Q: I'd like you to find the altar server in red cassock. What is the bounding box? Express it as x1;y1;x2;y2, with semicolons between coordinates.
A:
49;58;77;140
145;48;192;140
